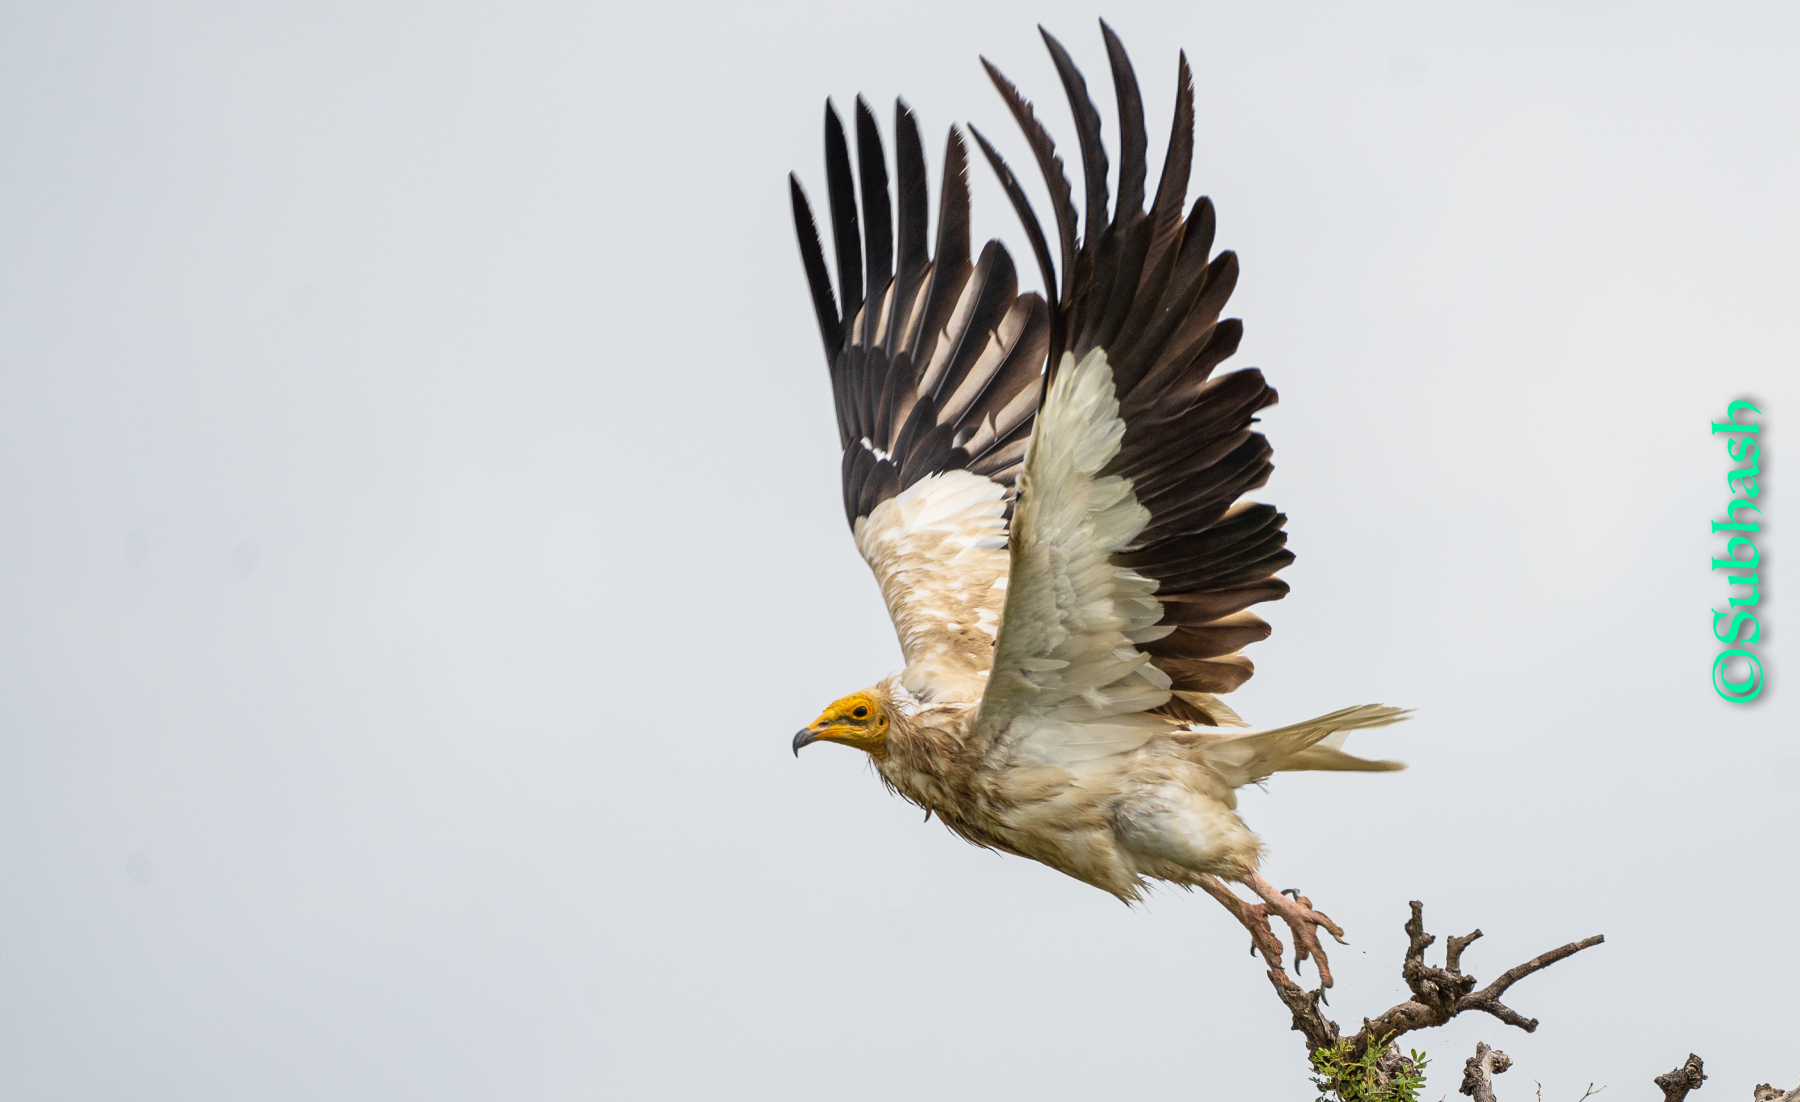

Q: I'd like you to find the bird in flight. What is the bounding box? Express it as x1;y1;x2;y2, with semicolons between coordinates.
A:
787;21;1407;989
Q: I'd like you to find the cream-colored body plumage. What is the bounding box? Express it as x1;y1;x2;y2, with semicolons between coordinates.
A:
788;24;1407;986
872;681;1400;903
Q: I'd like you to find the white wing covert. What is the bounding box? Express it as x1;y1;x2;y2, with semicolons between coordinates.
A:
973;349;1175;765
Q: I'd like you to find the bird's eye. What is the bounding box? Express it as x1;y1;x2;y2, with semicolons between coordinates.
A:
852;706;869;719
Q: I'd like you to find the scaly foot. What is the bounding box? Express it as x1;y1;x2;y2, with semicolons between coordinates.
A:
1198;875;1287;973
1244;872;1347;988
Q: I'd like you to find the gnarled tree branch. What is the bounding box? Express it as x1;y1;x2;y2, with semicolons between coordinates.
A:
1265;900;1603;1058
1267;965;1339;1052
1459;1042;1512;1102
1256;900;1786;1101
1654;1055;1706;1102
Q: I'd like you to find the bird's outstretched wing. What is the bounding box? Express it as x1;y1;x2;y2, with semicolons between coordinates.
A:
792;99;1050;698
971;24;1294;763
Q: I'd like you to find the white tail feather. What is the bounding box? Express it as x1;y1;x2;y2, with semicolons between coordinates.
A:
1200;704;1410;788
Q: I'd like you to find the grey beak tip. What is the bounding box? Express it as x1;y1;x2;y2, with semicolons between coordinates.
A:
792;728;816;757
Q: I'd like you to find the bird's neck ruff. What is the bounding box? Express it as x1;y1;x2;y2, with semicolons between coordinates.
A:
869;677;975;810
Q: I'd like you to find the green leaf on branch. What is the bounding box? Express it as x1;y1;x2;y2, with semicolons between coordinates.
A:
1311;1033;1430;1102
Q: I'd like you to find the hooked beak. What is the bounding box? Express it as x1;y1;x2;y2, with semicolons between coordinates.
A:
792;727;821;756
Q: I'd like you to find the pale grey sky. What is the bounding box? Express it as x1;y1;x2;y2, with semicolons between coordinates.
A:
1;2;1794;1099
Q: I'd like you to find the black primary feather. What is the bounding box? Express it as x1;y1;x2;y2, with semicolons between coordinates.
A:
1039;26;1109;256
823;103;862;332
887;103;930;355
853;97;893;348
790;176;841;365
793;99;1049;529
966;124;1057;329
973;22;1292;710
1101;20;1147;222
979;57;1079;324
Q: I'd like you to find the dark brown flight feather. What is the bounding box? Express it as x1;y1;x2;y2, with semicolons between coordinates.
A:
792;100;1049;527
974;20;1291;711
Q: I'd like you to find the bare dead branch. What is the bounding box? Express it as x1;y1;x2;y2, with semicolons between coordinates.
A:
1455;936;1605;1032
1247;897;1790;1102
1446;929;1482;975
1264;966;1340;1052
1262;900;1603;1059
1654;1055;1706;1102
1346;902;1603;1054
1460;1042;1512;1102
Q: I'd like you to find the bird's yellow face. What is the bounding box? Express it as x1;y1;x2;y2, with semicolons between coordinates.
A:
792;692;889;760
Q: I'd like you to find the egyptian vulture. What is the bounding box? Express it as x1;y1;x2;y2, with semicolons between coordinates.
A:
787;22;1406;987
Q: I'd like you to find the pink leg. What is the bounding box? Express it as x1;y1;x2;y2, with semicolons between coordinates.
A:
1243;872;1347;988
1198;875;1286;972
